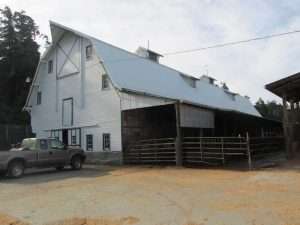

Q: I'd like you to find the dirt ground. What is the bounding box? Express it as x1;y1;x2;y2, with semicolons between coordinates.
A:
0;161;300;225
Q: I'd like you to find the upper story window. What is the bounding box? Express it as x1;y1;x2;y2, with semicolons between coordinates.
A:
86;45;93;59
102;74;109;90
48;60;53;74
37;91;42;105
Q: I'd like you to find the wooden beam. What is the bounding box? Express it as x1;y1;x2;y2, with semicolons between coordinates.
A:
175;102;183;166
282;96;292;158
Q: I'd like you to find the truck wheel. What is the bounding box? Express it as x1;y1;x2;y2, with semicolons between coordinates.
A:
71;156;82;170
8;160;25;178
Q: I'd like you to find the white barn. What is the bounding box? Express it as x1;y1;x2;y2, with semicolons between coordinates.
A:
24;21;267;162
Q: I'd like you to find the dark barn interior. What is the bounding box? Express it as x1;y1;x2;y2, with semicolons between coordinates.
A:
121;103;282;150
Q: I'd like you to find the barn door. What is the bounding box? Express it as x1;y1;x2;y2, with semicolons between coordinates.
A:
62;98;73;127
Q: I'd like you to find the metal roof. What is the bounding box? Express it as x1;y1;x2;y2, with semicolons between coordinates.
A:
266;72;300;101
26;21;261;117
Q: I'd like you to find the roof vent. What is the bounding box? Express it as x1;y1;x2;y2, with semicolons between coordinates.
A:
200;75;216;85
136;47;163;63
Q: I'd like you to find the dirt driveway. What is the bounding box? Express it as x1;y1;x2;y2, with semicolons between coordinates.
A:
0;163;300;225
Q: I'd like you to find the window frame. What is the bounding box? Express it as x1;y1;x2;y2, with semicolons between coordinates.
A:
103;133;111;151
102;74;109;90
37;91;42;105
86;134;93;151
48;60;53;74
86;45;93;60
39;139;49;151
49;139;65;150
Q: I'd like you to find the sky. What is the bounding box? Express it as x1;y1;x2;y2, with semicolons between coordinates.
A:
1;0;300;103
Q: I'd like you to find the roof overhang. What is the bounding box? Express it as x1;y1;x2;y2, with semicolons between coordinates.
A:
266;72;300;102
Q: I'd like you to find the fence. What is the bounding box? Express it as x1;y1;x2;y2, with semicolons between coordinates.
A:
183;137;248;165
0;124;33;150
123;137;176;164
125;136;285;169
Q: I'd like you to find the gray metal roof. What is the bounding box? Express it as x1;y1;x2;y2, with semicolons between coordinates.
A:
90;37;260;117
27;21;261;117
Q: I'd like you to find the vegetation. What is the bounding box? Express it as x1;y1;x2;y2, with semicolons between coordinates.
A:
255;98;283;121
0;6;47;124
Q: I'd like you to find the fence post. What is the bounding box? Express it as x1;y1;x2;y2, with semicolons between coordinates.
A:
221;137;225;165
175;102;183;166
246;132;252;170
200;137;202;161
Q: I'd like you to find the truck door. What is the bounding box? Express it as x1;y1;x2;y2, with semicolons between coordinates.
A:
49;139;69;165
36;139;53;167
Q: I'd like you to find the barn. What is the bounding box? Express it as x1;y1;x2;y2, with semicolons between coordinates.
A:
24;21;282;166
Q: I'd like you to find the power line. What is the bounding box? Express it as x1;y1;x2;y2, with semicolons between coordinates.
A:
163;29;300;56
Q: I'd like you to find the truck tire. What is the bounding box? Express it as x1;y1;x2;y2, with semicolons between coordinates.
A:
7;160;25;178
71;155;82;170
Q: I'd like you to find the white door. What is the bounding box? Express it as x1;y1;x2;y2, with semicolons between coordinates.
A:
62;98;73;126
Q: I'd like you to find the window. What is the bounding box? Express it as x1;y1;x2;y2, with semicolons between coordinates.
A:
71;136;76;145
48;60;53;73
49;139;64;150
86;45;92;59
50;130;60;140
62;98;73;126
102;74;109;90
86;134;93;151
103;133;111;151
39;139;48;150
37;91;42;105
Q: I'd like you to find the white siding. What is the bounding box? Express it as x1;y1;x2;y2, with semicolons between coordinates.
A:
29;33;122;152
180;104;215;128
120;92;173;110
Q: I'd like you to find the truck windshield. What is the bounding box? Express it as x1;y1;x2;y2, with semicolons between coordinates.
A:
21;139;36;151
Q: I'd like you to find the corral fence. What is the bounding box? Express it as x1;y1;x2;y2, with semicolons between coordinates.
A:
0;124;33;151
123;137;176;165
124;136;285;169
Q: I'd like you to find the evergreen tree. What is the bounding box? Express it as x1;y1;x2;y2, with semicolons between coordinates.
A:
255;98;283;121
0;6;42;124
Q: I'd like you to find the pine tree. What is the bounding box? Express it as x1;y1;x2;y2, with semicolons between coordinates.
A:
0;6;42;124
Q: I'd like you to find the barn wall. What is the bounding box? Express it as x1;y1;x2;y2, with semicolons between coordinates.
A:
29;32;122;152
120;92;174;110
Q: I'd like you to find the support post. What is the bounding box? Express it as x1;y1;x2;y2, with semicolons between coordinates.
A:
246;132;252;170
175;102;182;166
221;137;225;165
282;96;291;158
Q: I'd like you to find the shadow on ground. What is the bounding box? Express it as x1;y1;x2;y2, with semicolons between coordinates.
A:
0;165;119;185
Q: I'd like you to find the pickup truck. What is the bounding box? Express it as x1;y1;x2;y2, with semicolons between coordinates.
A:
0;138;86;178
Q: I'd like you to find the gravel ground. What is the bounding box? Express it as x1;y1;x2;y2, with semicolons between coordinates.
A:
0;162;300;225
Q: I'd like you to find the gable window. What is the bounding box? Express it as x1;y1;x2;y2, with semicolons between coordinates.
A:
37;91;42;105
86;134;93;151
62;98;73;126
102;74;109;90
86;45;92;59
103;133;111;151
48;60;53;74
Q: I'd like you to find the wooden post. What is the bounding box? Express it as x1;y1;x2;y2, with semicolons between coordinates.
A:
221;137;225;165
175;102;182;166
246;132;252;170
282;96;291;158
